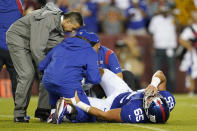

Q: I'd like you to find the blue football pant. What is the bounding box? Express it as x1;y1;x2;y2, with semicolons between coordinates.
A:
43;82;96;122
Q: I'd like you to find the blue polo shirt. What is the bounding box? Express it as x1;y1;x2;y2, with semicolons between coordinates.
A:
97;46;122;74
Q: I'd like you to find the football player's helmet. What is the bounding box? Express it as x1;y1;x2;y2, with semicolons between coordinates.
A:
143;95;170;123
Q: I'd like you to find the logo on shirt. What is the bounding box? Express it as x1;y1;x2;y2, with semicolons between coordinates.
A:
97;60;103;65
116;67;120;70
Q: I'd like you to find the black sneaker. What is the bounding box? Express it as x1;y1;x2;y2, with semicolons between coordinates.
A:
14;117;29;123
35;108;50;122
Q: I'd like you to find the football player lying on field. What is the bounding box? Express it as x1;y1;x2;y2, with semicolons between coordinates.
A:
59;69;175;123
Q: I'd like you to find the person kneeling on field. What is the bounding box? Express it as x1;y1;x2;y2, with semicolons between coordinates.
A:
39;29;102;124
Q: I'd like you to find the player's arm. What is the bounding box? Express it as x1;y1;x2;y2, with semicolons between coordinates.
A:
39;44;60;73
88;107;122;122
155;70;166;91
86;50;102;84
145;70;166;96
65;91;122;122
108;52;123;79
39;51;52;73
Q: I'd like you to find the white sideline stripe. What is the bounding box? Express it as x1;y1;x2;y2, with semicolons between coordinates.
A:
119;123;168;131
0;115;37;120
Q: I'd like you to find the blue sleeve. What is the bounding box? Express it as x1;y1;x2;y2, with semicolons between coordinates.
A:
39;44;60;72
108;53;122;74
159;91;176;112
85;49;101;84
120;100;147;123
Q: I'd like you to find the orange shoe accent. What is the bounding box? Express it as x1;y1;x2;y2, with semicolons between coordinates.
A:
0;79;12;98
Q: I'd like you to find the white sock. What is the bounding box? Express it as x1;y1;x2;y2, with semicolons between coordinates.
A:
51;109;56;114
66;104;73;114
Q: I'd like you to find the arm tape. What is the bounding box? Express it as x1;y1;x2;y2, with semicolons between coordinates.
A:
76;101;91;113
71;98;90;112
150;77;161;88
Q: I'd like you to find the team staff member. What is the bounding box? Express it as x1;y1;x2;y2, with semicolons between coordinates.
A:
93;43;122;78
83;33;123;98
6;1;83;122
39;29;101;124
0;0;23;100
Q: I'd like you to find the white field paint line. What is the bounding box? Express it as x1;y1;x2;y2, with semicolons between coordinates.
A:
0;115;37;120
118;123;168;131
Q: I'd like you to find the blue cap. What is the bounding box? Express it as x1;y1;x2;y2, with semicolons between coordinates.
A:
76;30;99;43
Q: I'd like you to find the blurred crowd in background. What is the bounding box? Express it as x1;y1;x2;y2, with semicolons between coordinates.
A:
1;0;197;96
23;0;196;33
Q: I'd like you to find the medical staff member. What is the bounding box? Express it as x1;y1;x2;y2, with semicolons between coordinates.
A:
39;29;101;124
93;43;122;78
6;1;83;122
83;33;123;98
0;0;23;100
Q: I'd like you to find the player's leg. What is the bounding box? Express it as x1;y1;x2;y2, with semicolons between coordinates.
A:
3;49;17;101
48;92;59;123
43;81;71;124
89;69;133;111
55;89;95;123
35;76;51;121
7;33;35;122
8;47;35;121
166;56;176;93
88;92;119;112
88;97;108;111
100;69;132;97
122;70;141;91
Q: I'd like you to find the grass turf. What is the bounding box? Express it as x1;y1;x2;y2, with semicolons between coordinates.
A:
0;94;197;131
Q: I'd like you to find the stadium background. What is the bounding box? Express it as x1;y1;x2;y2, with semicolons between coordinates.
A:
0;0;197;130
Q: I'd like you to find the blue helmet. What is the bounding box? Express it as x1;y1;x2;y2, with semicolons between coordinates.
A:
143;96;170;123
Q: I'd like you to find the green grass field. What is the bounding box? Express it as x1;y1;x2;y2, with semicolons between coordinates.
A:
0;95;197;131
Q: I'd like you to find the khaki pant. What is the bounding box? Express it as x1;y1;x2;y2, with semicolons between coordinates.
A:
6;32;50;117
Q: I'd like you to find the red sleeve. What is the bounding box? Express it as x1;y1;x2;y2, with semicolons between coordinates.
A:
105;50;113;65
16;0;23;14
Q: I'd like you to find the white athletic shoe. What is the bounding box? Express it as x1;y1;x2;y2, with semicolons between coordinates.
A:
55;97;69;124
47;113;55;123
